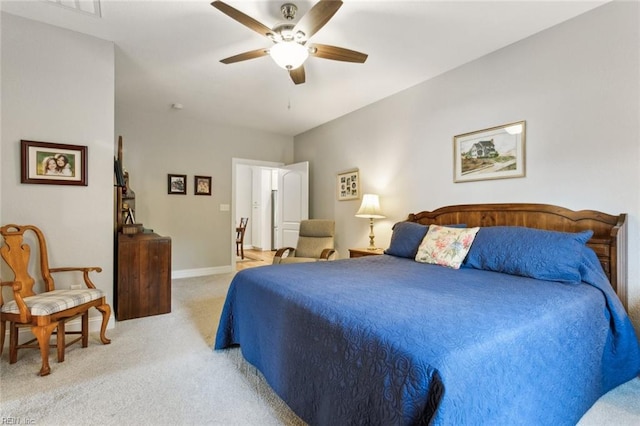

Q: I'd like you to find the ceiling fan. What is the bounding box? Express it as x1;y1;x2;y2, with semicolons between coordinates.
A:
211;0;368;85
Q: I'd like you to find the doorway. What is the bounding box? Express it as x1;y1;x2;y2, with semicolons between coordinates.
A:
235;249;276;271
231;158;308;269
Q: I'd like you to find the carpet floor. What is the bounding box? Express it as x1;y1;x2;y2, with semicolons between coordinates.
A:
1;273;638;425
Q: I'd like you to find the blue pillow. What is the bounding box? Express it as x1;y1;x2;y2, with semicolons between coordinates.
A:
384;222;428;258
385;222;466;259
463;226;593;283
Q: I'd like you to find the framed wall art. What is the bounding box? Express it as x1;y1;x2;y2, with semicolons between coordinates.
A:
194;175;212;196
21;140;88;186
453;121;526;183
168;174;187;194
336;169;360;201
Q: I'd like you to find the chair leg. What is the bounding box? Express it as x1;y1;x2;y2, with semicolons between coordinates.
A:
96;304;111;345
240;244;244;259
81;311;89;348
0;321;5;356
57;321;65;362
9;322;18;364
32;322;57;376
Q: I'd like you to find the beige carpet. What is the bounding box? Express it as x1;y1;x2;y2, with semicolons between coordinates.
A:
1;273;638;425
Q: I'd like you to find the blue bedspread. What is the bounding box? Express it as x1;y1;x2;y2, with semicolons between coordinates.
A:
215;252;640;425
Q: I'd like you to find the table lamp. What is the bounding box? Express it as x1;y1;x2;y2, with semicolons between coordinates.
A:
355;194;385;250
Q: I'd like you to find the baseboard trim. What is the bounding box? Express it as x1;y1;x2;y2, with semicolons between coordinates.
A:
172;265;233;279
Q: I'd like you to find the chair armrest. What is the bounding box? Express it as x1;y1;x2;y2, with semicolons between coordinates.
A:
0;280;30;323
274;247;295;258
320;249;336;260
49;267;103;289
273;247;296;264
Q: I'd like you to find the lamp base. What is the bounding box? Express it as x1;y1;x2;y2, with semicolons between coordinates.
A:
367;218;377;250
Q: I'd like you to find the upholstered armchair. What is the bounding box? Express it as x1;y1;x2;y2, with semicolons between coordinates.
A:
272;219;336;264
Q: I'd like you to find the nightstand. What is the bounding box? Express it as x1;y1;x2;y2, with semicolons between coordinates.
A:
349;247;385;258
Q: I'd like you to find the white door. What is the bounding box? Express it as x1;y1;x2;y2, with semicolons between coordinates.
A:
276;161;309;249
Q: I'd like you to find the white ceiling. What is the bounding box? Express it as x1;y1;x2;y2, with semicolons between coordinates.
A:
2;0;609;136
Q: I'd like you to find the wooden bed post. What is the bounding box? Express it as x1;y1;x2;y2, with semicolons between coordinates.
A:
612;214;628;311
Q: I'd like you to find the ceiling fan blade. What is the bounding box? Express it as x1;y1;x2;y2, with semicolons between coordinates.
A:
310;44;368;63
289;66;306;85
293;0;343;41
220;48;269;64
211;1;274;39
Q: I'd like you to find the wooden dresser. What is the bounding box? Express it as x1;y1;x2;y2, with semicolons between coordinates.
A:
115;136;172;321
116;231;172;321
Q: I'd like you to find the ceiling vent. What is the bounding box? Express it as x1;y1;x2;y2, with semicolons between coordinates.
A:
44;0;102;18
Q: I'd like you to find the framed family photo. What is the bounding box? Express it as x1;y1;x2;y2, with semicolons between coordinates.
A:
168;174;187;195
336;169;360;201
194;175;212;196
21;140;87;186
453;121;526;183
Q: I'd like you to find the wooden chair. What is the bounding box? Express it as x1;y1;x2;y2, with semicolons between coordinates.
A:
273;219;336;264
236;217;249;259
0;224;111;376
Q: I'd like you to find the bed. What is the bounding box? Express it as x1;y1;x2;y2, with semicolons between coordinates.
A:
215;203;640;425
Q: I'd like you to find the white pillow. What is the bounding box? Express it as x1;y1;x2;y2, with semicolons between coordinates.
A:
415;225;480;269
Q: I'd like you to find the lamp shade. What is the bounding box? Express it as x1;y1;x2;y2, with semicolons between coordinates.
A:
355;194;385;219
270;42;309;70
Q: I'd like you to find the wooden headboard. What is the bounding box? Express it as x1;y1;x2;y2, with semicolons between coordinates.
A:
407;203;628;310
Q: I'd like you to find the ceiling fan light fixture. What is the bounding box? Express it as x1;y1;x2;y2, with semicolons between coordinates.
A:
270;42;309;70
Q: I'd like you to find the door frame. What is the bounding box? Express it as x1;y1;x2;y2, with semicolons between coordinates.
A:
231;158;283;269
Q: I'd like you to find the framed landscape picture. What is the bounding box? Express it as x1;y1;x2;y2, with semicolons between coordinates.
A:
453;121;526;183
337;169;360;201
21;140;87;186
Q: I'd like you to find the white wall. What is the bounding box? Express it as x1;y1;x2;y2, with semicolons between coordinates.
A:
115;108;293;276
294;2;640;328
1;13;115;327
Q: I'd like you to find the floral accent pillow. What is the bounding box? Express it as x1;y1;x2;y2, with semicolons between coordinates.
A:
415;225;480;269
385;222;467;259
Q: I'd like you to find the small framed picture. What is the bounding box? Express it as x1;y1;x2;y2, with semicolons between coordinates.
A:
336;169;360;201
168;174;187;194
21;140;87;186
453;121;526;183
194;175;212;196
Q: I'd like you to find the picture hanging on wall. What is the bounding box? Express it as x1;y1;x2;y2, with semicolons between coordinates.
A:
168;174;187;194
453;120;526;183
21;140;88;186
336;168;360;201
194;175;212;196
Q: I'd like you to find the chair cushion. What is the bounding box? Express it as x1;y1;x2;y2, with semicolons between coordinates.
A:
295;236;334;258
299;220;335;237
1;289;104;316
277;257;322;264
